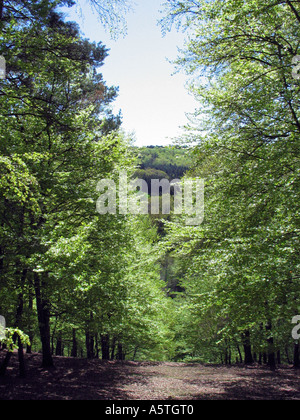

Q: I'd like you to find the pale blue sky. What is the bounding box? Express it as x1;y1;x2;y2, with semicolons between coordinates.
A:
60;0;197;146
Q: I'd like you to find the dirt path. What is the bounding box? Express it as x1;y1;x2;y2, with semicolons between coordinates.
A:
0;353;299;400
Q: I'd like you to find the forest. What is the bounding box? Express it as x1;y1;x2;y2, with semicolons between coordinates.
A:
0;0;299;383
136;146;192;180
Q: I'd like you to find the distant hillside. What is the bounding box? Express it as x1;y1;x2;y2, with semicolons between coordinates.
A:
135;146;192;180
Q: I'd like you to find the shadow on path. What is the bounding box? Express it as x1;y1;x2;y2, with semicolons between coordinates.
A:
0;353;299;400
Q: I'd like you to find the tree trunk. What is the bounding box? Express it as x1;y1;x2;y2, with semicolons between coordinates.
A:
85;330;95;359
71;329;77;358
242;330;254;365
236;345;243;363
263;352;267;364
277;350;281;365
85;313;95;359
267;345;276;368
34;273;54;368
101;334;110;360
55;332;63;356
90;335;95;359
224;339;231;365
18;336;26;377
0;268;27;376
15;268;27;376
285;346;291;364
133;347;139;361
258;352;262;365
26;279;34;354
117;343;124;361
0;0;3;21
111;336;117;360
0;335;25;377
0;351;12;376
266;321;276;369
95;334;99;358
16;297;26;377
85;331;91;358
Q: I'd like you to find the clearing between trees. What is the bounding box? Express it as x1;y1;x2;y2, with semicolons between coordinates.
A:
0;353;299;400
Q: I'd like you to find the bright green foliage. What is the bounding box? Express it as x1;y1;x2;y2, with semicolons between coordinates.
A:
136;146;192;179
1;328;30;352
1;0;299;372
38;212;174;360
0;0;175;369
160;0;300;364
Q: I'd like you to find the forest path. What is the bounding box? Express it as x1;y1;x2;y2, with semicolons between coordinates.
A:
0;353;299;400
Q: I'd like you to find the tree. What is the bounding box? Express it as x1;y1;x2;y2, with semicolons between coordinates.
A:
85;0;134;38
0;1;127;369
0;0;176;371
160;0;300;365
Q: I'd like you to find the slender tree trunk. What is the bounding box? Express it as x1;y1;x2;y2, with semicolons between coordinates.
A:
0;268;27;376
85;331;90;358
17;336;26;377
85;313;95;359
34;273;54;368
71;329;77;358
90;335;95;359
263;352;268;364
16;284;26;377
285;346;291;364
111;336;117;360
26;278;34;354
224;339;231;365
0;0;3;21
277;350;281;365
266;321;276;369
236;345;243;364
267;344;276;369
258;352;262;365
95;334;99;359
14;268;27;376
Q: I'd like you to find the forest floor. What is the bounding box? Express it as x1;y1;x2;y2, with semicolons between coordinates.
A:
0;352;299;400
